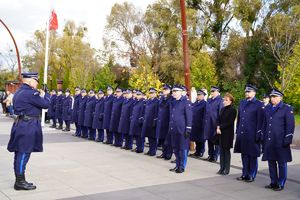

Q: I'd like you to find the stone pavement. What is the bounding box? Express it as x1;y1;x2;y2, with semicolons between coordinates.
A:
0;116;299;200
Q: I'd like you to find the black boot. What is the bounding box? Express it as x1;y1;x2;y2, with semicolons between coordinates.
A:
14;175;36;190
56;124;63;130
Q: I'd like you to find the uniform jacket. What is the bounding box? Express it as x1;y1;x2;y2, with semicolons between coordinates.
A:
169;96;192;150
84;96;97;128
48;94;56;118
102;95;114;129
55;94;64;119
141;97;159;138
156;95;172;140
129;98;145;136
7;84;50;153
234;97;264;157
204;95;224;140
262;102;295;162
190;99;207;142
92;97;105;129
62;95;73;121
109;96;124;132
78;95;88;126
118;98;135;134
72;94;81;123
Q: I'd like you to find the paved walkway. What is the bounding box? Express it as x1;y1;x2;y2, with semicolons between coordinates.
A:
0;116;299;200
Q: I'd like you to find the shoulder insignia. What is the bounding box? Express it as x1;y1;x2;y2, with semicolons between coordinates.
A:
262;106;265;109
33;91;40;96
291;110;293;114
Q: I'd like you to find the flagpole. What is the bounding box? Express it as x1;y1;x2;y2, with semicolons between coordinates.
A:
41;14;51;127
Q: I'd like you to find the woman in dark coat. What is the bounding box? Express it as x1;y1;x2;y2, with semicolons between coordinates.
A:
216;93;237;175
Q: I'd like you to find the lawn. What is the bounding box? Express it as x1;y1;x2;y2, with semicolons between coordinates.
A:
295;115;300;126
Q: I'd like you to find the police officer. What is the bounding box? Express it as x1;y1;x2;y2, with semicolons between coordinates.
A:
78;89;88;138
55;89;64;130
62;89;73;132
262;89;295;191
7;72;50;190
49;90;57;128
72;87;81;136
84;89;97;140
156;84;173;160
142;88;159;156
93;89;105;142
262;94;270;107
234;84;264;182
204;86;223;162
110;87;124;147
119;89;135;150
103;86;114;144
129;90;145;153
190;89;207;158
169;85;192;173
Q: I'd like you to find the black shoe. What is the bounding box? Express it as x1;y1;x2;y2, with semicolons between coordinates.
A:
272;184;284;191
244;177;254;183
169;167;177;172
62;128;67;132
131;148;137;152
265;183;276;189
217;170;223;175
164;157;171;161
156;154;164;159
221;171;229;175
136;150;143;153
95;139;103;142
88;138;94;141
144;152;150;155
14;175;36;191
208;157;216;162
125;147;132;150
205;156;211;161
120;146;126;149
170;160;176;163
149;153;156;157
56;125;63;130
50;125;56;128
236;176;246;181
175;168;184;173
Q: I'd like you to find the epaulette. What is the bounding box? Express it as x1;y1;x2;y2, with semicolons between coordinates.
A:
33;91;40;96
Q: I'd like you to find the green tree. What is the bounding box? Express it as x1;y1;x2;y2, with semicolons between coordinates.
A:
191;52;217;89
94;59;116;91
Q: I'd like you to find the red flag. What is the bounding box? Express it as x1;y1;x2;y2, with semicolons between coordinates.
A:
49;10;58;30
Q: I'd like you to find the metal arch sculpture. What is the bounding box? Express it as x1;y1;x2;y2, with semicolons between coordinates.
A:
0;18;22;81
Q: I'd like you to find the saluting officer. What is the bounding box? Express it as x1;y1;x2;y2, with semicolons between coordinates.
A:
84;89;97;140
262;89;295;191
49;90;57;128
77;89;88;138
169;85;192;173
103;86;114;144
92;89;105;142
109;87;124;147
142;88;159;156
72;87;81;136
129;90;146;153
55;89;64;129
62;88;73;132
156;84;173;160
204;86;223;162
234;84;264;182
190;89;207;158
119;89;135;150
7;72;50;190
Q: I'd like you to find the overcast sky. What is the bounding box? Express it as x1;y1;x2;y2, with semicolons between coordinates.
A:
0;0;155;63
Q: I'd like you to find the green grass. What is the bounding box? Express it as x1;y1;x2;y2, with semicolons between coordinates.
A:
295;115;300;125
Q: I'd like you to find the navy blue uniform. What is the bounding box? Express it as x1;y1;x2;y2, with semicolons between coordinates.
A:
262;102;295;188
129;98;145;152
72;94;81;135
190;99;207;156
92;97;105;142
169;96;192;170
78;95;88;137
7;84;50;176
102;94;114;144
109;96;124;146
84;96;97;140
62;95;73;130
204;95;223;161
156;96;172;159
118;98;134;149
55;94;64;127
141;97;159;156
48;94;57;127
234;97;264;180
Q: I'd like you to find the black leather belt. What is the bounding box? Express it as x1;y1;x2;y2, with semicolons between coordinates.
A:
17;115;41;121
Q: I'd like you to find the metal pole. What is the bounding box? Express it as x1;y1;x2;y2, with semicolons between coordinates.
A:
0;19;22;81
179;0;191;97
